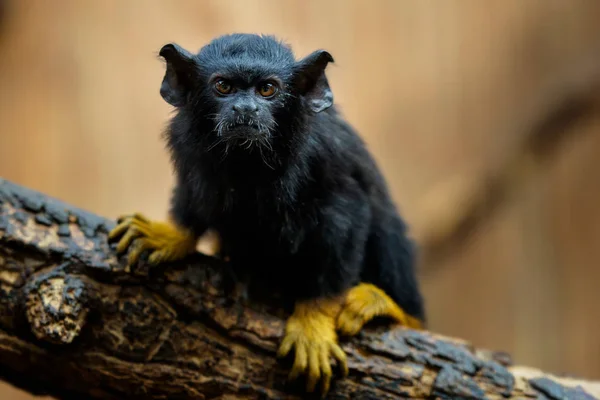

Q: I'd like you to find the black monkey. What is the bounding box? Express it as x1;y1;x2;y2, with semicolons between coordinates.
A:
109;33;425;397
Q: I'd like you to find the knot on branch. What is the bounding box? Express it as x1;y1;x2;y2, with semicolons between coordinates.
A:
25;270;88;344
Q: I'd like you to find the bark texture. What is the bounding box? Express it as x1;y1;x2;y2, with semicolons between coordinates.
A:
0;178;598;399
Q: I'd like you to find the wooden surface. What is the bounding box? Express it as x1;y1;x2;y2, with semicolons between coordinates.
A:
1;178;599;399
1;1;600;397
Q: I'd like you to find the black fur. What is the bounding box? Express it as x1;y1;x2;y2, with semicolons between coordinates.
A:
160;33;425;321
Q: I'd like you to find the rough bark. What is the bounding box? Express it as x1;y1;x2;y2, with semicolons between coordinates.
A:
0;178;598;400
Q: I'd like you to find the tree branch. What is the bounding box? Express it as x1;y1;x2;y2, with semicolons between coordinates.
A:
0;178;598;399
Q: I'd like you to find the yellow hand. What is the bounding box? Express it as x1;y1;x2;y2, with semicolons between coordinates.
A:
277;298;348;397
336;283;423;337
108;213;197;267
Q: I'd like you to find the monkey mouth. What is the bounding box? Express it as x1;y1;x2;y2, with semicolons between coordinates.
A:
225;119;269;136
224;124;263;141
213;117;273;141
209;119;276;166
231;121;260;130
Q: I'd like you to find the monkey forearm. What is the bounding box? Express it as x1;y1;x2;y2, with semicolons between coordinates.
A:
108;213;198;267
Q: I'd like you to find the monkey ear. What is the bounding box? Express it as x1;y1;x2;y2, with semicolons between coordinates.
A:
159;43;197;107
294;50;334;113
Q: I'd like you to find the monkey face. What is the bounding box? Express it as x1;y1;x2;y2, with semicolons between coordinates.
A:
159;34;335;153
206;73;284;144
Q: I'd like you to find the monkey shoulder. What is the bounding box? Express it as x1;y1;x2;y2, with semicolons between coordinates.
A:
307;108;394;208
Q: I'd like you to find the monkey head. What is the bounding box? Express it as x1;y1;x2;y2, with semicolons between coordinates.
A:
158;34;334;153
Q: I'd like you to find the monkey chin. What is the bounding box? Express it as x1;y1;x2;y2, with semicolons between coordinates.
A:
225;128;272;149
227;124;260;135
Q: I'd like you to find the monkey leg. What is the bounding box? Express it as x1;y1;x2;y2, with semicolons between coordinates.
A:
277;297;349;397
336;283;423;337
108;213;198;267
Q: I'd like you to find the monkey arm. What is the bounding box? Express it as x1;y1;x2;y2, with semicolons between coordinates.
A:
108;183;209;267
108;213;198;267
276;190;371;397
337;212;426;335
274;189;426;398
337;282;424;336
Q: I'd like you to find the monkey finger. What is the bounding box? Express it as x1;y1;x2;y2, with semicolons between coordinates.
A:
330;343;348;377
339;315;363;337
288;343;308;381
319;349;333;398
115;228;140;253
114;215;128;225
127;219;154;237
127;239;151;266
389;308;408;326
276;334;295;359
115;213;148;227
147;250;163;266
335;310;358;336
115;214;133;224
130;213;150;223
147;247;174;265
306;346;321;392
405;315;424;330
107;219;134;241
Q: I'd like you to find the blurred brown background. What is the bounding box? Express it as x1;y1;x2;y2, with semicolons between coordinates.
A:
1;0;600;398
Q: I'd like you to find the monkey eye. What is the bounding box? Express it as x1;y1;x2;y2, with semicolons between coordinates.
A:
214;79;233;95
257;81;277;98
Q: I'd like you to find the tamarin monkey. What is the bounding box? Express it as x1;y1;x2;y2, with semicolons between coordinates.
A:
109;33;425;397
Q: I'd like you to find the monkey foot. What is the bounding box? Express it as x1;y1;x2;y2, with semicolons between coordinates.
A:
336;283;423;337
277;298;348;398
107;213;197;267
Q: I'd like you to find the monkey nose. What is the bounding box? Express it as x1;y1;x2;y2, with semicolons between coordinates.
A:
233;103;259;114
